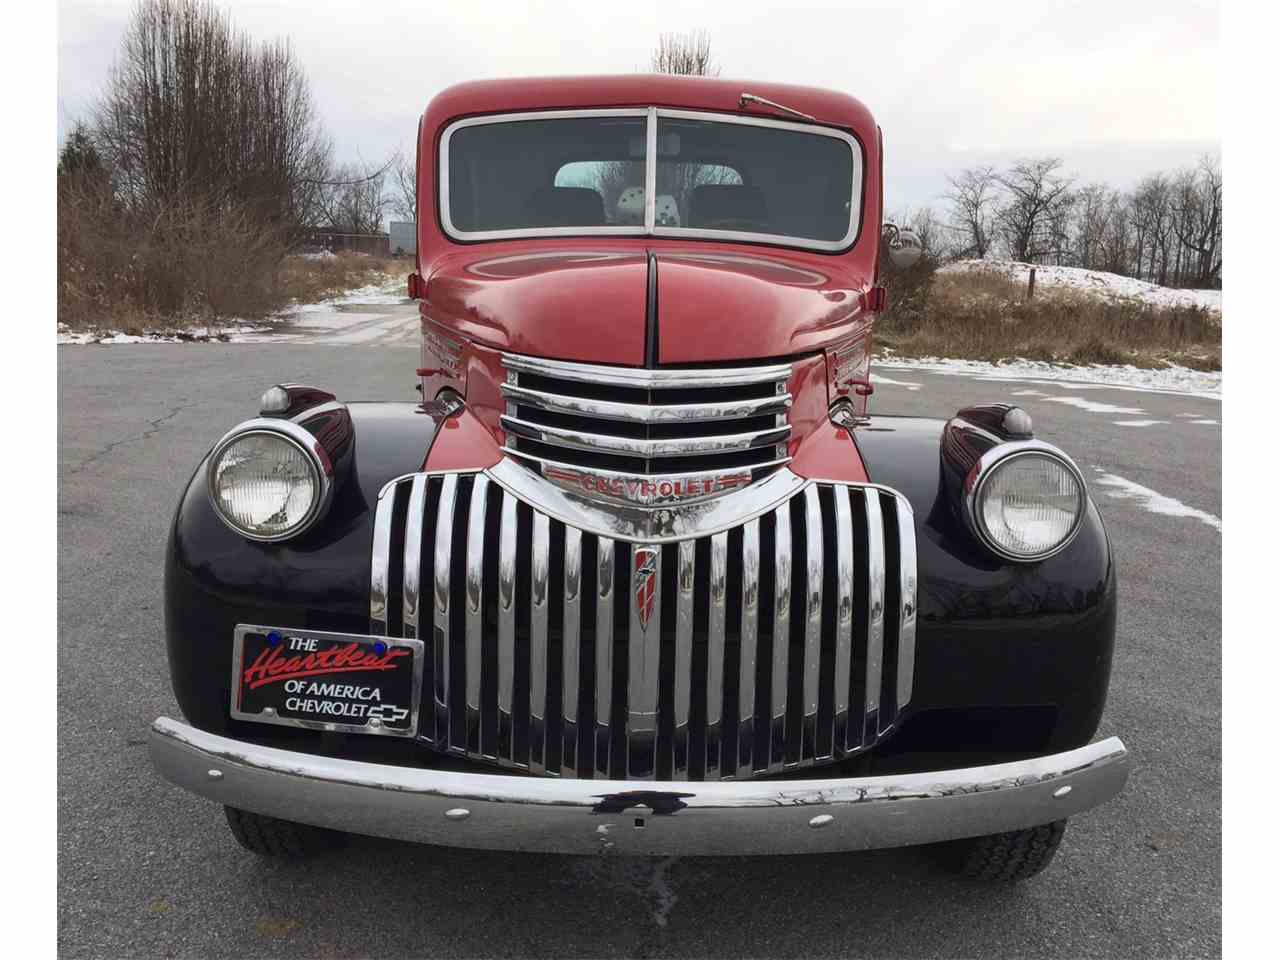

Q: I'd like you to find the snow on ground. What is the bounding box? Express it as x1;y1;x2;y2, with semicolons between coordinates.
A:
57;273;408;345
1037;396;1146;415
288;275;408;312
940;260;1221;314
874;354;1221;399
56;321;278;345
1092;470;1221;532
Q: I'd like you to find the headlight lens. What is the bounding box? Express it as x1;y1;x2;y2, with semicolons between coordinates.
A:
209;430;322;540
973;451;1084;560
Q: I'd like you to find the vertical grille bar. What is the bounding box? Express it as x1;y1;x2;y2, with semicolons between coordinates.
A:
628;544;662;779
378;472;917;782
831;485;854;753
433;475;458;747
496;492;517;762
801;485;823;760
401;475;427;639
769;502;792;767
369;482;396;636
562;527;583;775
737;518;760;777
529;511;551;772
464;475;489;754
594;537;615;776
706;531;728;775
863;490;886;745
896;501;918;710
673;539;696;777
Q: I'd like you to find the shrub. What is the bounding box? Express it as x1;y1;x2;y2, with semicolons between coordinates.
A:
58;176;288;332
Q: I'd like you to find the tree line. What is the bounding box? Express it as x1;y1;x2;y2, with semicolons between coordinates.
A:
933;155;1221;288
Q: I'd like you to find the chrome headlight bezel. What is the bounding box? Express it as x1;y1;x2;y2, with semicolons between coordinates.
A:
963;440;1087;562
205;418;335;543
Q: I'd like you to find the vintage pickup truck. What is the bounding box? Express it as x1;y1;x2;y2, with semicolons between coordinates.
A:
149;75;1130;881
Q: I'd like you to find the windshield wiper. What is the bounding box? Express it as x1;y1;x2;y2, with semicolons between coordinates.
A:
738;92;816;123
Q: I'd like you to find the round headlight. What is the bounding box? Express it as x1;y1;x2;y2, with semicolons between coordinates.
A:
207;423;330;541
969;446;1086;561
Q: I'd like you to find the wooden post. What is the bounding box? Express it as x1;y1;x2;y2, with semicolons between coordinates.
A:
1027;267;1037;301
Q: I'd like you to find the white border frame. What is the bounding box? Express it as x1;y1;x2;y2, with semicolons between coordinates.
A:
438;106;864;253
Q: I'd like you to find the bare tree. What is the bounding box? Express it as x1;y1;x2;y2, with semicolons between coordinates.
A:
93;0;332;234
889;206;947;260
994;158;1075;262
943;165;999;259
1098;191;1133;276
1071;183;1113;271
650;30;718;76
318;159;391;234
389;148;417;222
1171;156;1222;286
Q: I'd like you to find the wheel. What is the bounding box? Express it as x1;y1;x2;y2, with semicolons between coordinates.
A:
223;806;344;857
939;819;1068;881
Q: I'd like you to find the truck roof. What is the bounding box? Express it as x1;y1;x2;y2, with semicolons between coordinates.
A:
421;75;877;139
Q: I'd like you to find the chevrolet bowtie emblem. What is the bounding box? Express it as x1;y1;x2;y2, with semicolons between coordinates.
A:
633;546;659;630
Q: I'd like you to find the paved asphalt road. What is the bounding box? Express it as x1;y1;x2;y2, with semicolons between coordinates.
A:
58;302;1221;959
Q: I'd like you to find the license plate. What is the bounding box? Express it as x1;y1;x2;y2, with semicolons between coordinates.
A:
230;624;422;737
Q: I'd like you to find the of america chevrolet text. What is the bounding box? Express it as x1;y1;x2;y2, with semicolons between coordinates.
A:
149;75;1131;881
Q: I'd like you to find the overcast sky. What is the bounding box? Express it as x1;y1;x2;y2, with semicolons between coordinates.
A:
57;0;1219;213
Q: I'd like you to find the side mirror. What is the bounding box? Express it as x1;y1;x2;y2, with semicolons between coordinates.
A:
882;222;924;269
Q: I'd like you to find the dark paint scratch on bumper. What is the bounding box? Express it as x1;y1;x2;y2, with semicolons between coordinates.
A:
149;717;1131;856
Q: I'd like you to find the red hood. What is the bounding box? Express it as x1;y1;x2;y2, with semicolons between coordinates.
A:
423;245;872;365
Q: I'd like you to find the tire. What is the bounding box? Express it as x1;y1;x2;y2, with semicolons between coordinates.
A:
223;806;344;857
940;819;1068;881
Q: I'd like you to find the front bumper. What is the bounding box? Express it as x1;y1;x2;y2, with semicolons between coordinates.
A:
149;717;1131;856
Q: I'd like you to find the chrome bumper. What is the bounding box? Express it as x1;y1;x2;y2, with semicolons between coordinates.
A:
149;717;1131;856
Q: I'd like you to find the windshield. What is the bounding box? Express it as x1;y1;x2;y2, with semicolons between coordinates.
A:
440;109;862;251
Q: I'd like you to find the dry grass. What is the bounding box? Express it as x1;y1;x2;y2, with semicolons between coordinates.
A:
876;269;1221;370
277;252;410;306
58;181;287;334
58;178;411;334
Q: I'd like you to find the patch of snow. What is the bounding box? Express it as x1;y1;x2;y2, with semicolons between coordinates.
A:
874;356;1221;400
1189;419;1219;425
1040;396;1146;415
323;278;408;306
1112;420;1168;427
1093;471;1221;532
285;279;408;314
870;374;922;391
57;321;275;345
940;259;1222;314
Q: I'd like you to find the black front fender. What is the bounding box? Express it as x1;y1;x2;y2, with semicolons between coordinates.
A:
853;415;1117;758
164;402;440;734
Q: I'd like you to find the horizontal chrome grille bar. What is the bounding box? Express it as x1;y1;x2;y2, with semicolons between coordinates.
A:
502;353;793;388
501;382;792;423
502;415;790;458
502;352;794;494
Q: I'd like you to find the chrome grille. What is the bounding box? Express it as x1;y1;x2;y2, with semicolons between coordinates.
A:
499;354;793;500
371;470;917;781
